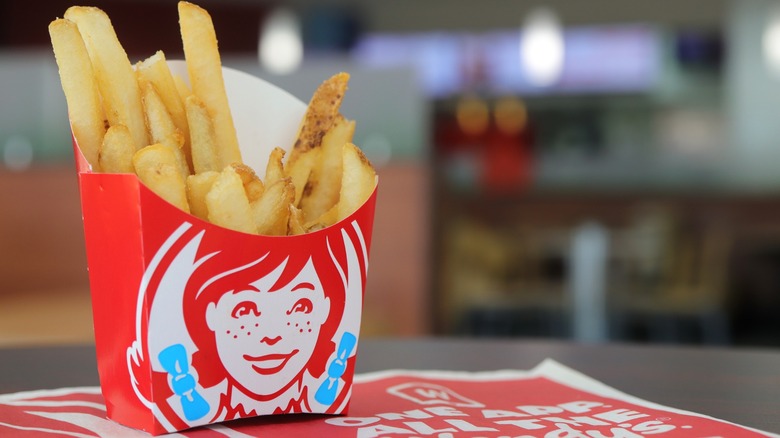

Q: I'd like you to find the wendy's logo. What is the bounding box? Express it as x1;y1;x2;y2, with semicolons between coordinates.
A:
125;220;369;432
387;383;485;408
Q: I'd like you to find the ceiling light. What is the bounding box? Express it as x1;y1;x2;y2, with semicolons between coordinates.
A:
260;8;303;75
520;7;565;87
763;5;780;77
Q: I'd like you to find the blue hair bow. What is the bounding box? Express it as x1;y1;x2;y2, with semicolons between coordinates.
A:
315;332;356;406
158;344;210;421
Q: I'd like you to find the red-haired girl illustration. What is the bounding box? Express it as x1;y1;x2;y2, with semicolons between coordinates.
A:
130;219;368;432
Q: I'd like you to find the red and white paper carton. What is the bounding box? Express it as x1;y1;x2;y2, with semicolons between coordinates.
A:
71;61;377;435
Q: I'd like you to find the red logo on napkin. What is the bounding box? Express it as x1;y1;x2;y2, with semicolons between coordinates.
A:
386;382;484;408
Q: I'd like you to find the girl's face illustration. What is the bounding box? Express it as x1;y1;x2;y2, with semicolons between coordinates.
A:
206;258;330;396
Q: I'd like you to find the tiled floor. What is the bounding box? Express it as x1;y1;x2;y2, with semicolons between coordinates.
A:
0;288;94;347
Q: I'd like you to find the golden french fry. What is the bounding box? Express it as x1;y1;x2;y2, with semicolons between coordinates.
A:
230;163;265;203
185;94;221;173
264;147;286;187
338;143;377;222
51;4;375;236
186;170;219;220
64;6;147;150
178;1;241;168
285;147;322;207
206;166;256;233
49;18;105;171
245;179;266;203
288;204;306;236
300;116;355;221
98;124;135;173
133;144;190;213
288;72;349;166
305;204;338;232
251;178;294;236
137;50;190;166
141;82;190;179
173;74;192;101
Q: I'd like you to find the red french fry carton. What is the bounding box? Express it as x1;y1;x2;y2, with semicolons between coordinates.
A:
71;62;377;435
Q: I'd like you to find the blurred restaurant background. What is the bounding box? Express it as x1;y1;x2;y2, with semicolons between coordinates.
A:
3;0;780;347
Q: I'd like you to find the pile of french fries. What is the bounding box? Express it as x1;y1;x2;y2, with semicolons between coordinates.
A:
49;1;376;236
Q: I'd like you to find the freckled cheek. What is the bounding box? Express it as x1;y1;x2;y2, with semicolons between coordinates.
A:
222;319;262;340
285;313;315;334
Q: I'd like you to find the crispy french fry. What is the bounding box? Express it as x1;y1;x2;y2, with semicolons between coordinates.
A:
173;74;192;101
264;147;286;187
288;204;306;235
206;166;256;233
64;6;147;150
288;72;349;166
178;1;242;168
285;147;321;207
251;178;294;236
245;179;266;203
137;50;190;167
338;143;377;222
230;163;265;203
300;116;355;221
98;124;135;173
49;18;105;171
51;4;377;236
141;82;190;179
133;144;190;213
185;94;221;173
186;170;219;220
305;204;338;232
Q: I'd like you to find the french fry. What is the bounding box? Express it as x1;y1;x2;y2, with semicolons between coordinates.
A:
305;205;338;232
140;82;190;180
206;166;256;234
48;18;105;171
64;6;148;150
173;74;192;101
288;205;306;235
185;94;221;173
264;147;286;187
186;170;219;220
136;50;190;167
52;3;376;237
133;144;190;213
251;178;294;236
178;1;242;168
287;72;349;166
337;143;377;222
245;179;266;203
230;163;265;203
299;116;355;221
99;124;135;173
285;147;321;207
